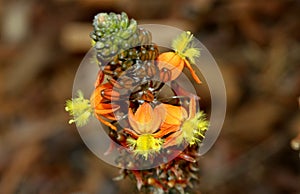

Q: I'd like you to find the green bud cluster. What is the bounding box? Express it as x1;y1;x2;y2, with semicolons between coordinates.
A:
90;12;152;65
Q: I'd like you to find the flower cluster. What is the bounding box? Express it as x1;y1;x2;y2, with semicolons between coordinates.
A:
65;12;209;193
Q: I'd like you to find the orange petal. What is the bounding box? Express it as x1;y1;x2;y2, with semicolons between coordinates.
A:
150;107;162;133
157;52;184;81
153;124;180;138
184;59;202;84
90;83;113;106
91;83;120;117
94;70;105;88
128;108;143;134
159;123;180;132
95;114;117;130
154;103;166;122
124;128;139;138
134;102;153;124
107;78;123;89
128;103;162;134
157;51;175;62
90;87;102;106
163;131;182;148
102;88;120;101
94;103;119;115
158;104;188;126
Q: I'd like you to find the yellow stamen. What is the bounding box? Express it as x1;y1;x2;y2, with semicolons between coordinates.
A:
180;111;209;145
171;31;200;64
127;134;163;159
65;90;92;127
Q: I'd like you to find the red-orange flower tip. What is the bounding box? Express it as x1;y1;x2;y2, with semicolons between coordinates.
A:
158;31;202;83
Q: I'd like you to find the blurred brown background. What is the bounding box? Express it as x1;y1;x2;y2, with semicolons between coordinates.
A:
0;0;299;193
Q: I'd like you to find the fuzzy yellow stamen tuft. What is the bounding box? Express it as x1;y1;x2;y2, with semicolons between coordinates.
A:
65;90;92;127
180;111;209;145
127;134;163;159
172;31;200;64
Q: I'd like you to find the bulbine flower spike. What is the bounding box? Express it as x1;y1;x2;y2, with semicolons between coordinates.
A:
65;90;92;127
66;11;218;193
157;31;202;84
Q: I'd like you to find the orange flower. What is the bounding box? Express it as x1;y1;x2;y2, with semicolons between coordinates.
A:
158;53;184;82
162;97;209;147
125;102;164;159
128;103;162;134
157;31;202;84
157;103;188;148
154;103;188;138
125;102;193;159
90;83;120;130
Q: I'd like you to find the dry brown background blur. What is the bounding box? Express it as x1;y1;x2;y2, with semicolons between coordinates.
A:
0;0;299;193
